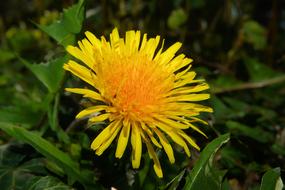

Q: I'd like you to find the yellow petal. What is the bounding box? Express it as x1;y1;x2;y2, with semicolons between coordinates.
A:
168;83;209;96
89;113;110;123
173;71;197;88
171;57;193;73
190;117;209;125
186;83;209;93
63;60;97;88
157;117;189;129
140;122;162;148
76;105;107;119
153;128;175;163
155;122;190;156
175;64;192;79
166;116;207;137
178;130;200;151
139;33;147;50
110;28;120;50
141;36;160;59
100;36;111;50
172;103;213;113
167;130;190;157
167;94;210;102
81;39;94;55
166;54;190;73
187;123;207;138
153;39;165;61
115;119;131;158
125;30;136;53
145;139;163;178
96;123;122;155
65;88;104;102
91;120;120;150
131;122;142;168
66;46;94;69
159;42;182;65
134;30;141;51
124;30;141;53
85;31;102;50
149;134;162;149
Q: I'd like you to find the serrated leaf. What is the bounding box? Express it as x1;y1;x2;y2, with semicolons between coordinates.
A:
37;0;85;46
260;168;283;190
184;134;230;190
20;56;68;93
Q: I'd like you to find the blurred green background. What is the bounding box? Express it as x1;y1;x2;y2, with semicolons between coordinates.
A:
0;0;285;189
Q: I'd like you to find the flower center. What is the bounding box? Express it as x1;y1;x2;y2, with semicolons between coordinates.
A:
98;53;173;121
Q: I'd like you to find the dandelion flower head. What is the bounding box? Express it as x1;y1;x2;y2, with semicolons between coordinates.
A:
64;28;213;178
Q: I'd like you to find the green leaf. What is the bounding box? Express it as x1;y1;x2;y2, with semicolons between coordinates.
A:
0;122;90;186
47;93;60;131
244;57;281;82
223;97;249;118
220;146;245;168
223;97;249;112
164;169;186;190
260;168;283;190
70;143;81;160
20;56;70;142
20;56;68;93
226;121;274;143
0;49;15;64
242;20;266;50
37;0;85;46
251;105;277;122
167;8;188;30
44;159;65;177
184;133;230;190
211;75;242;89
25;176;72;190
210;96;233;121
0;144;47;190
138;155;151;188
6;27;38;52
0;106;42;126
271;144;285;157
221;180;231;190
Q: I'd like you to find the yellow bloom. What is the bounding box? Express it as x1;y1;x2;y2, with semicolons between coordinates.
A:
64;28;212;178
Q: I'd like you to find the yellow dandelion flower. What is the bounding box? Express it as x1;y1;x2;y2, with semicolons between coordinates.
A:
64;28;213;178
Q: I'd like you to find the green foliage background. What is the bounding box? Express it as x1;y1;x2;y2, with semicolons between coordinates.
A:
0;0;284;189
